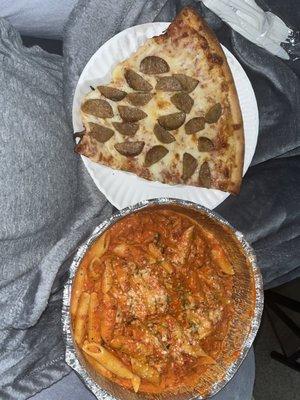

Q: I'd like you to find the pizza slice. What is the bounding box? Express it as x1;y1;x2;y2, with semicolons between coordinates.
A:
75;6;244;194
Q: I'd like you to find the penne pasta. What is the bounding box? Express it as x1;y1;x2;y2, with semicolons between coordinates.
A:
211;245;234;275
131;357;160;385
83;352;113;379
82;343;141;392
178;226;194;263
148;243;174;273
71;265;86;318
93;275;104;297
102;259;113;294
74;292;90;346
71;208;240;394
160;260;173;274
186;269;201;293
197;355;217;365
181;342;215;362
88;257;102;281
114;264;129;291
201;228;234;276
148;243;162;260
91;231;110;258
88;292;101;344
100;293;116;343
170;226;194;265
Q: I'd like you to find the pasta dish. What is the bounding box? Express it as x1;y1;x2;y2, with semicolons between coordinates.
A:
70;207;255;395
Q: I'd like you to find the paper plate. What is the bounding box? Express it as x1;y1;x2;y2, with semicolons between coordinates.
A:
72;23;259;210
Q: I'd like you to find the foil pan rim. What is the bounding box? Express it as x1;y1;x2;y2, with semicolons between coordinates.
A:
62;198;264;400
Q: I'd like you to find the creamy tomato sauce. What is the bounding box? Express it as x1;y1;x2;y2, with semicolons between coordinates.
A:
71;209;234;393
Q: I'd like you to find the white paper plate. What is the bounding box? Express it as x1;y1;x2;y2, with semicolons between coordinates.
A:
73;23;259;210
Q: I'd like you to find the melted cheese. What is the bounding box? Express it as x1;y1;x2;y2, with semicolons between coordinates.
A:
80;26;236;188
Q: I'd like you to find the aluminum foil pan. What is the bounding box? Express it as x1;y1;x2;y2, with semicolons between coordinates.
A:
62;198;264;399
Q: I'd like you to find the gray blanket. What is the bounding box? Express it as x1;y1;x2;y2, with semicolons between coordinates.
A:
0;0;299;399
0;15;112;400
